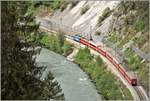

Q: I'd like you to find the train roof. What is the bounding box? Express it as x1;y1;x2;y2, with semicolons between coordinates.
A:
126;71;137;79
89;41;99;46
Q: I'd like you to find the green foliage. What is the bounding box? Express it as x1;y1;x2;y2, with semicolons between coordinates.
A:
133;32;148;50
133;37;144;47
1;1;64;100
60;1;70;12
110;1;148;48
75;47;92;67
51;0;63;10
97;16;105;26
42;72;65;100
80;5;89;15
75;48;133;100
62;41;73;56
97;7;112;27
124;48;149;91
107;31;118;43
31;0;67;12
33;1;52;8
39;34;49;45
95;56;103;66
33;31;72;56
128;55;141;70
70;1;79;9
96;73;122;100
95;31;101;35
102;7;112;18
135;20;145;32
124;48;143;71
40;34;62;54
138;64;149;93
58;31;65;47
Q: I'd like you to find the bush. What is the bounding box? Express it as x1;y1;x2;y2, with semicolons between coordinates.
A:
124;48;148;92
96;56;103;65
97;16;105;26
75;48;133;100
107;31;118;43
135;20;145;32
70;1;79;9
52;0;64;10
124;48;143;71
75;47;92;67
62;41;73;56
80;5;89;15
38;32;72;55
102;7;112;18
95;31;101;35
60;1;70;12
97;7;112;27
40;34;51;48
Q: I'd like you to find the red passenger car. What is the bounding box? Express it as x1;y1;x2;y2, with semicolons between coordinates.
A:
76;36;137;86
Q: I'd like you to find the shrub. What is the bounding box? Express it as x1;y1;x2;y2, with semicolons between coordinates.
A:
97;16;105;26
124;48;143;71
80;5;89;15
60;1;70;12
40;34;51;47
75;47;92;65
39;32;72;55
95;31;101;35
102;7;112;18
70;1;79;9
62;41;73;56
107;31;118;43
135;20;145;32
97;7;112;27
75;48;132;100
52;0;64;10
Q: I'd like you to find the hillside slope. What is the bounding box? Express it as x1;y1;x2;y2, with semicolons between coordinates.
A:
37;0;149;96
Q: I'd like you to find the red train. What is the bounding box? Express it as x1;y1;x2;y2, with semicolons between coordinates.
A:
73;35;137;86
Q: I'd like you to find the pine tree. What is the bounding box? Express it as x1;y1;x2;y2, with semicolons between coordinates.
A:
1;1;64;100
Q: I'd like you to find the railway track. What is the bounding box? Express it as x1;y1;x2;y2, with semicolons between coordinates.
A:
134;86;148;100
38;21;149;101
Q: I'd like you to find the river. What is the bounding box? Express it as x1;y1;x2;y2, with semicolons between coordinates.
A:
35;48;101;101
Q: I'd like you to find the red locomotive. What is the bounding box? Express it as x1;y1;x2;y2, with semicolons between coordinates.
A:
73;35;137;86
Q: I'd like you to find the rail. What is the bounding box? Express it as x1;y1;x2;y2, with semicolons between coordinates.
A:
134;86;148;100
37;18;149;101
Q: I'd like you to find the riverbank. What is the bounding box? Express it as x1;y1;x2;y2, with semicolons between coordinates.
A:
74;47;133;100
32;31;133;100
35;48;102;101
